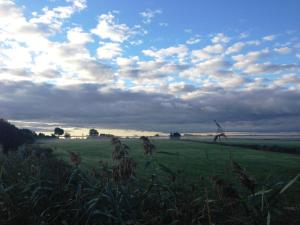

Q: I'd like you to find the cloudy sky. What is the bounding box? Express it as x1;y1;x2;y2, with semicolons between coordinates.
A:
1;0;300;134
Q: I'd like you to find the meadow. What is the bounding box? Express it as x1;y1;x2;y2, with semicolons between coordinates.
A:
42;138;300;185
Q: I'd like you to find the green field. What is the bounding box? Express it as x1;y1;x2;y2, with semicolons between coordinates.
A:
42;138;300;185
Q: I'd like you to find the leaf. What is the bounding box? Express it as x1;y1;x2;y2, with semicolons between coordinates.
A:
279;174;300;194
267;211;271;225
251;189;273;196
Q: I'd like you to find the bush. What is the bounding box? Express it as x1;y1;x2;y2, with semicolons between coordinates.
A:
0;119;25;154
170;132;181;139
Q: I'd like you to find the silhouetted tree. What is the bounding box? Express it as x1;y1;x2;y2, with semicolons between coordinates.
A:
38;132;46;138
64;133;71;139
54;127;64;137
37;132;57;139
89;129;99;137
0;119;25;154
170;132;181;139
99;133;114;138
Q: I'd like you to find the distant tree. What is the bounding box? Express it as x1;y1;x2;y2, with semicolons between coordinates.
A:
89;129;99;137
54;127;64;137
38;132;46;138
99;133;114;138
0;119;25;154
170;132;181;139
37;132;57;139
64;133;71;139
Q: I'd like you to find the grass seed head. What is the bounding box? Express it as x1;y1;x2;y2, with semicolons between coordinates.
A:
69;151;81;166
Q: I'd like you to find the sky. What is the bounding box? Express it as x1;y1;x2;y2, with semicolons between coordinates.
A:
0;0;300;135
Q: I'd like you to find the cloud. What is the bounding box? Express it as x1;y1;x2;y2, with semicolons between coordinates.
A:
91;12;132;43
212;33;230;43
274;47;292;54
139;9;162;24
96;42;123;60
186;35;201;45
168;82;197;93
159;22;168;27
232;48;270;71
30;0;86;33
142;45;189;63
192;44;224;61
1;80;300;132
116;56;139;67
67;27;93;45
181;57;231;79
262;35;276;41
226;42;246;54
1;0;300;132
243;63;300;75
273;73;300;87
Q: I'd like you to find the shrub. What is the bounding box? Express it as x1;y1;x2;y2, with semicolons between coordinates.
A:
0;119;26;154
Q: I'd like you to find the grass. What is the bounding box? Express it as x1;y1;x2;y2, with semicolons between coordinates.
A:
1;138;300;225
42;138;300;185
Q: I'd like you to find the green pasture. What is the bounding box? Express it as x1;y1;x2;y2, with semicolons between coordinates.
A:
42;138;300;186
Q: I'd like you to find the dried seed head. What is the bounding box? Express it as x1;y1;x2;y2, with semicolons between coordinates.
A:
69;151;81;166
210;176;240;201
140;136;156;155
232;161;256;193
112;157;136;182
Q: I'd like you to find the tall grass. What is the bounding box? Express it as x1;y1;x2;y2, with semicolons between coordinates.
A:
0;140;299;225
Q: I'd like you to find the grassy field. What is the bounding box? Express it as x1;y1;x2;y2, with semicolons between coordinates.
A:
215;138;300;148
42;138;300;185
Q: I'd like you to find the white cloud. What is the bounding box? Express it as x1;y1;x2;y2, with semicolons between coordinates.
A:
139;9;162;24
273;73;300;87
181;57;230;79
67;27;92;45
130;39;143;46
96;42;122;60
159;22;168;27
274;47;291;54
142;45;188;63
262;35;276;41
232;48;270;70
186;36;201;45
239;32;249;39
116;56;139;68
192;44;224;61
212;33;230;43
226;42;245;54
91;12;132;43
30;0;86;33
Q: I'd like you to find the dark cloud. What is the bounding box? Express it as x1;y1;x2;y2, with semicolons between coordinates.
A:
0;80;300;132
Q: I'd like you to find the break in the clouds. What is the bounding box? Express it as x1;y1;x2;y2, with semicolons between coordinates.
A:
1;0;300;133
